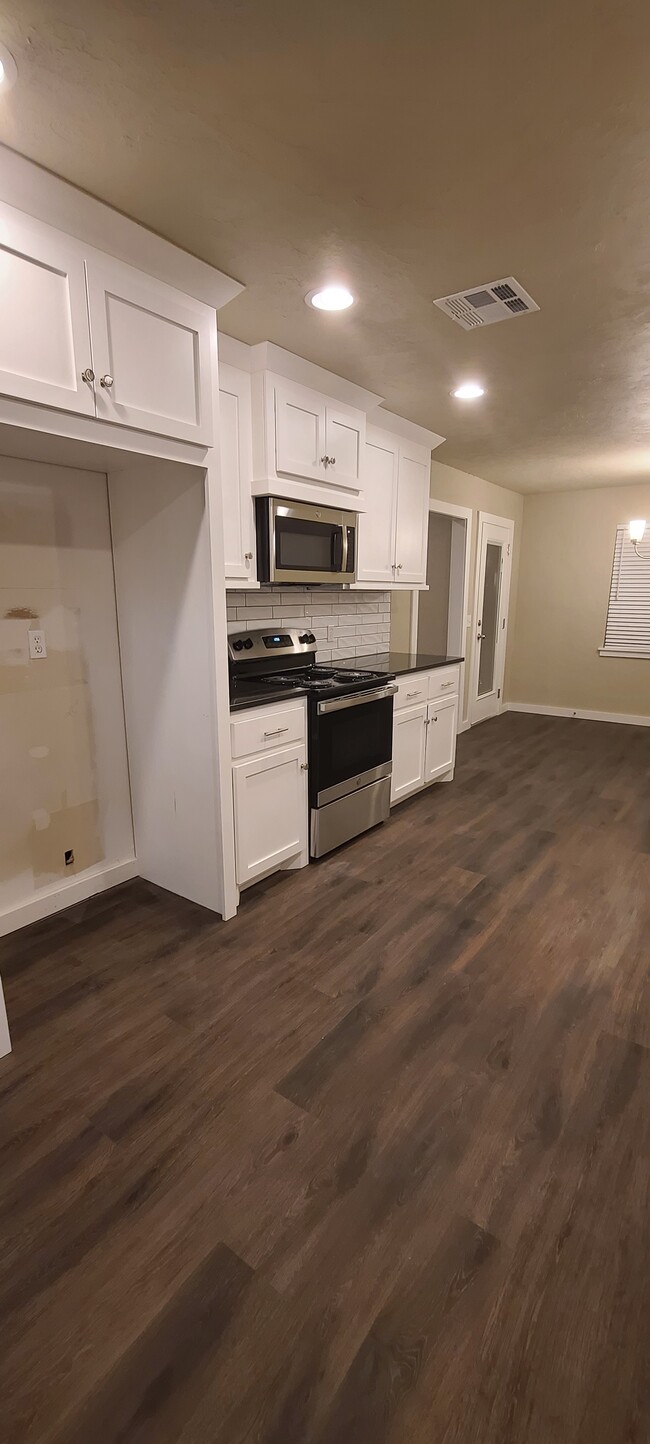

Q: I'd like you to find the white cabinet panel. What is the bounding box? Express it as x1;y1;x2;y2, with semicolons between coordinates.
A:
357;431;398;584
233;742;308;885
425;695;458;782
391;701;428;803
219;364;256;581
86;255;214;444
274;379;325;482
0;201;94;416
324;403;364;490
394;444;430;585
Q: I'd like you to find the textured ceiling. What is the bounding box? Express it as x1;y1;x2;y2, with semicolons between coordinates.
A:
1;0;650;492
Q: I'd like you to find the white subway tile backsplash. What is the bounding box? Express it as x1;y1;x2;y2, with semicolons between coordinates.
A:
227;585;390;662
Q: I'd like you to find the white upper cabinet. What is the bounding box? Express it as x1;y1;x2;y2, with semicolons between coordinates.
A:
0;201;95;416
85;255;215;445
357;427;399;585
274;378;325;483
323;402;364;490
393;443;430;584
0;198;216;445
219;362;256;582
358;429;430;587
252;372;366;507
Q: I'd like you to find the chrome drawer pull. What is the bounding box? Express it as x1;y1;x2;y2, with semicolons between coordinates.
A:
439;681;455;689
406;690;422;698
263;726;290;737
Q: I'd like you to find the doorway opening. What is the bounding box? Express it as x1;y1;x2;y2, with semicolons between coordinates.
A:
411;499;472;728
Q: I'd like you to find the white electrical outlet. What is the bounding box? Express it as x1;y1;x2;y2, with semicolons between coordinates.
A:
28;629;47;659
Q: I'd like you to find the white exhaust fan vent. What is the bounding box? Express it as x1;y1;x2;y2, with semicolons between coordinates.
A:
433;277;539;330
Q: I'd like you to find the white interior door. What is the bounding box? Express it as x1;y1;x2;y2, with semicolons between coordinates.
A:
274;380;325;482
85;253;215;443
469;514;514;725
0;200;95;415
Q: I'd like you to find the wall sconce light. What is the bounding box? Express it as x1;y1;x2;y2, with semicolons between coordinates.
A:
628;518;647;557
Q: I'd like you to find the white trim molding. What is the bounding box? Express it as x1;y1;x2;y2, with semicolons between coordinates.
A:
0;978;11;1060
0;858;138;940
507;702;650;727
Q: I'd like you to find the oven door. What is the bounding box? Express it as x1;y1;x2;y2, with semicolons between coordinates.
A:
311;685;397;805
262;499;357;584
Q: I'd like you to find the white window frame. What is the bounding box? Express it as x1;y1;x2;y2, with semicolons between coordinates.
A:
599;523;650;660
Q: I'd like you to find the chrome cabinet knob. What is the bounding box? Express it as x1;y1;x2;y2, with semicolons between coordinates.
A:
100;374;114;389
320;455;337;467
81;367;95;384
244;551;253;560
300;762;309;770
396;562;403;571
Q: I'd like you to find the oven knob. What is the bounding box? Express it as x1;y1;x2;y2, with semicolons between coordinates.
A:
307;632;316;644
299;632;310;644
243;638;254;650
232;639;244;651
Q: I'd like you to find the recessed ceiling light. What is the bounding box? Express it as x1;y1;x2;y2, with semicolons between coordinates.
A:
0;43;17;91
453;381;485;400
306;285;355;312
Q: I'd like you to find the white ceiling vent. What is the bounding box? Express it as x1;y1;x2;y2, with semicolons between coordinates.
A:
433;277;539;330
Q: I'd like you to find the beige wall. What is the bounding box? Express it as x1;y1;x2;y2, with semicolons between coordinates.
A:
418;511;452;654
510;481;650;718
0;458;133;920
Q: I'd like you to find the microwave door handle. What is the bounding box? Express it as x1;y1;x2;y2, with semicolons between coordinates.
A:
332;525;344;572
341;524;349;575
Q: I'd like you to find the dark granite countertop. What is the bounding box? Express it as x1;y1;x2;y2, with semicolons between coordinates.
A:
229;680;308;712
335;651;464;677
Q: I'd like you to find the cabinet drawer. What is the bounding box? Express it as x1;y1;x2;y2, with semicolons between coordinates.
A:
231;702;306;759
428;666;460;701
394;673;430;710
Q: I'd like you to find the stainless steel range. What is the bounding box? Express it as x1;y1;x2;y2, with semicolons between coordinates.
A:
228;628;397;858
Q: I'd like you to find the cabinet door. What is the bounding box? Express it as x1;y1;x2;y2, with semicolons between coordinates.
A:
357;431;398;584
85;254;215;443
394;444;430;584
391;702;428;803
324;404;364;491
219;363;256;581
0;200;95;416
233;743;307;885
425;696;458;782
274;379;325;482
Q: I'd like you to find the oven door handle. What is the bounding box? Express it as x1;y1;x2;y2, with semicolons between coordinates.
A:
317;683;397;715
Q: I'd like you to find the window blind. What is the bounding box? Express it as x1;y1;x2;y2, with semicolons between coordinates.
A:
601;525;650;657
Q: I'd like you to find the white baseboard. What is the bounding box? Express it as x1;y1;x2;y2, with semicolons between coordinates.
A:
0;858;138;939
506;702;650;728
457;718;471;734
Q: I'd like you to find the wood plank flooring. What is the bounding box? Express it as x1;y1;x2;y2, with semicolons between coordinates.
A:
1;710;649;1443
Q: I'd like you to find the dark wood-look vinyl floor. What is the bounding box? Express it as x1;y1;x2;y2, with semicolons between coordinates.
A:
1;711;650;1443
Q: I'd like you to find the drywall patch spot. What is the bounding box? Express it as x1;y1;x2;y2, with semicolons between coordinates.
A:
4;606;39;620
32;808;51;832
29;745;50;760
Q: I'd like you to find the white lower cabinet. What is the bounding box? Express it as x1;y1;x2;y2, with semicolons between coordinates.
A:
424;695;458;782
391;666;460;805
391;701;428;803
231;700;309;887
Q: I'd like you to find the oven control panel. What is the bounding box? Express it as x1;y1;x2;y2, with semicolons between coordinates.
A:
228;627;316;662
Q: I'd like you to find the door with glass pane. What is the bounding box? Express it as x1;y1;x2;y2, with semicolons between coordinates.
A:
470;515;514;724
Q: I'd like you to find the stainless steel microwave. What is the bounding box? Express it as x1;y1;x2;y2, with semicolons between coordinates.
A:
255;498;357;585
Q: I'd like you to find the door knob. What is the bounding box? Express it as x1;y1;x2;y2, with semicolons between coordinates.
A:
100;374;114;389
81;367;95;384
477;632;486;641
